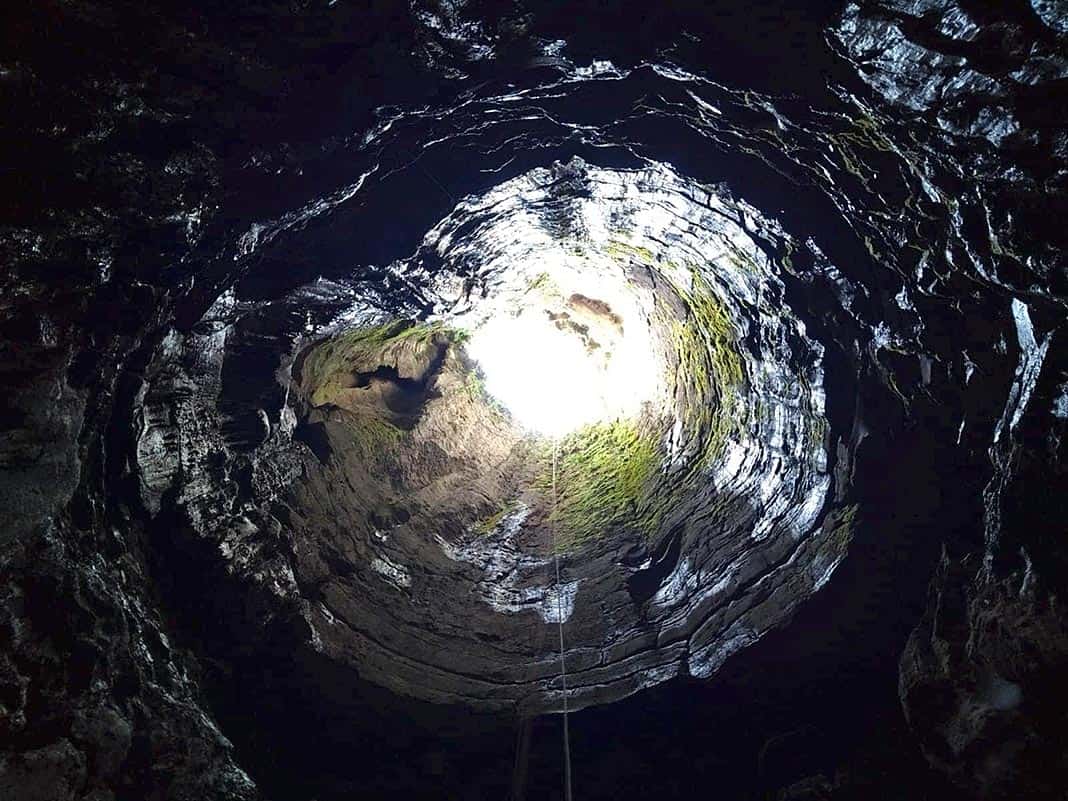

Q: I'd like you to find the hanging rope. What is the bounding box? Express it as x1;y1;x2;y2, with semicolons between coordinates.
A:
551;437;574;801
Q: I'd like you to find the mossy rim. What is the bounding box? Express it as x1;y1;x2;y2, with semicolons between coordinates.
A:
301;319;471;408
298;262;748;553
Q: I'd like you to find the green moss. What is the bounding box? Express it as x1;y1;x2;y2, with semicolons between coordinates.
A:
605;240;655;265
472;500;520;536
667;270;745;467
524;270;564;301
303;319;468;407
538;420;660;551
824;114;899;193
835;503;858;528
462;368;512;420
594;243;747;501
826;504;859;547
602;244;746;462
779;239;797;271
841;113;895;153
807;416;829;451
723;245;760;273
339;411;404;456
464;370;485;400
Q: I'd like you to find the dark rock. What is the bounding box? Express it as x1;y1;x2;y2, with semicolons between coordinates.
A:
900;552;1068;799
1;0;1065;798
0;739;87;801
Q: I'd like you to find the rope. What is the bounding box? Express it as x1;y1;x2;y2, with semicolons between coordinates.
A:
550;437;574;801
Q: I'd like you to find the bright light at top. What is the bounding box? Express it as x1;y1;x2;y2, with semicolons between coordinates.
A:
466;304;659;437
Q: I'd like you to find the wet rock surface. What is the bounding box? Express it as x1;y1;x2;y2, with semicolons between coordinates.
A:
153;158;844;714
2;1;1066;799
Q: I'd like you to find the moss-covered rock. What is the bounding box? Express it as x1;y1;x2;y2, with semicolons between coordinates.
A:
538;419;661;551
665;269;745;470
300;320;469;410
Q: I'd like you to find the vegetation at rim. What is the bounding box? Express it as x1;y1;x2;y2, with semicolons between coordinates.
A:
339;411;404;458
599;241;745;469
302;319;470;407
605;240;655;265
525;248;748;552
299;319;476;460
603;237;746;472
298;284;747;554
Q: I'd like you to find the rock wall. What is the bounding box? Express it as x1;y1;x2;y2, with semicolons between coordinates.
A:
1;1;1065;799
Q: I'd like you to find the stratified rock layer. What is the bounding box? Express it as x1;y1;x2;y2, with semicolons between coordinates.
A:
135;159;846;713
1;0;1065;799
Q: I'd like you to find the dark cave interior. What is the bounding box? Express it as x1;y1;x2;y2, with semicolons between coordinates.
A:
2;2;1067;800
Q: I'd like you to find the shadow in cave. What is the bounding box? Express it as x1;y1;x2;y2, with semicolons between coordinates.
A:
141;282;982;800
515;429;973;801
144;400;970;801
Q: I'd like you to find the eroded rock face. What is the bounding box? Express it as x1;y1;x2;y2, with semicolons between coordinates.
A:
896;301;1068;799
130;157;848;713
831;5;1068;798
900;551;1068;800
1;0;1065;798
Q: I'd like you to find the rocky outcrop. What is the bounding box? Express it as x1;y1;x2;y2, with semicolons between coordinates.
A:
833;3;1068;797
1;0;1065;798
132;158;854;715
836;1;1068;148
896;299;1068;799
900;552;1068;800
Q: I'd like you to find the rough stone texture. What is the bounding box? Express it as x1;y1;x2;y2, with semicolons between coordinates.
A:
832;4;1068;798
1;0;1065;798
0;347;85;546
900;552;1068;800
134;158;849;714
894;298;1068;799
0;525;259;800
